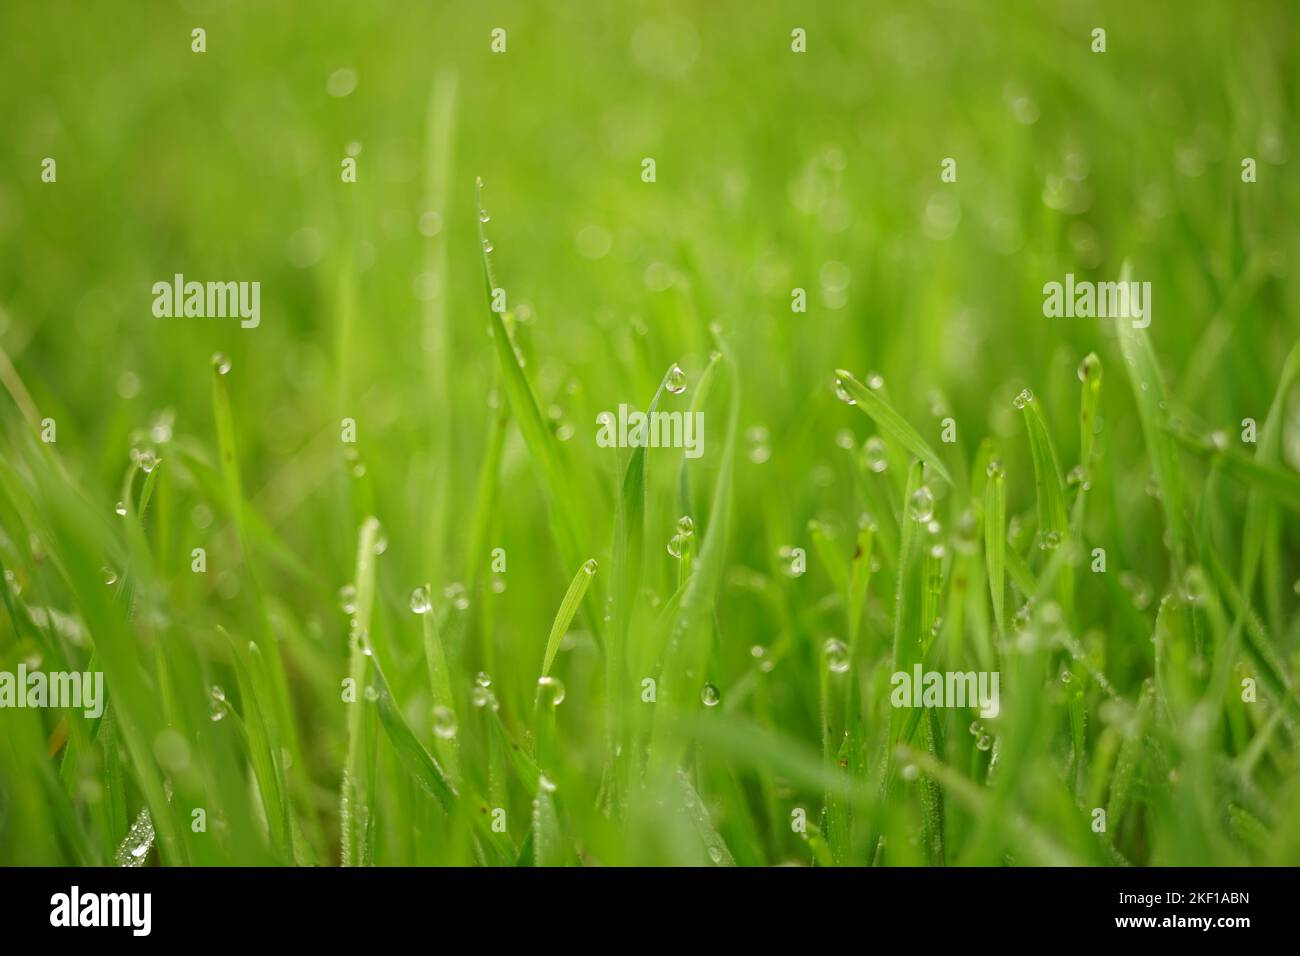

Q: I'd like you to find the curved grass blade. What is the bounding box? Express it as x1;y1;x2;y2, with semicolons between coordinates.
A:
984;460;1007;635
541;558;598;678
833;370;953;486
1078;352;1102;474
1113;261;1191;573
477;178;585;575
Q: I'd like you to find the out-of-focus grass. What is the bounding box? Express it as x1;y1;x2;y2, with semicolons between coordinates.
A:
1;1;1299;866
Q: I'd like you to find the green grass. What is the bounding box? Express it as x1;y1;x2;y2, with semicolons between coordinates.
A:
2;1;1300;867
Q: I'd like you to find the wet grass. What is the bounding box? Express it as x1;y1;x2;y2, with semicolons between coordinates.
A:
1;1;1299;866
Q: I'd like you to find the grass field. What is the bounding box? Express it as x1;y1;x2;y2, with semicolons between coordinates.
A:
1;1;1299;867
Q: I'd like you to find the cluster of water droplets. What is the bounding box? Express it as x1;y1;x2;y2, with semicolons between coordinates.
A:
477;177;494;253
471;671;500;711
667;515;694;558
114;806;156;867
968;720;994;752
209;684;228;722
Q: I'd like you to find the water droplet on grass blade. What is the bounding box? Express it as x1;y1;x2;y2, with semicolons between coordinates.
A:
665;363;687;394
863;436;887;472
114;501;127;516
409;585;431;614
432;705;457;739
102;567;118;585
909;486;935;522
833;377;856;405
338;585;357;614
1013;388;1033;409
700;683;721;707
537;675;566;706
212;353;231;375
209;685;227;721
473;686;500;711
444;582;469;611
582;558;598;575
824;638;850;673
115;807;156;867
476;672;492;688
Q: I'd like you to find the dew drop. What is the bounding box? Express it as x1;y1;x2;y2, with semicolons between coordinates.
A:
471;685;499;711
676;515;695;536
833;377;856;405
364;685;379;702
209;685;227;721
481;238;494;254
667;533;687;559
582;558;598;576
432;705;457;739
475;672;492;688
986;459;1004;480
114;501;127;516
665;364;687;395
338;584;358;615
138;450;158;474
409;585;431;615
976;734;993;751
863;436;888;472
102;567;118;586
212;353;232;375
537;675;566;706
909;486;936;523
478;209;491;224
443;582;469;611
824;638;850;674
700;683;721;707
1013;388;1034;409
